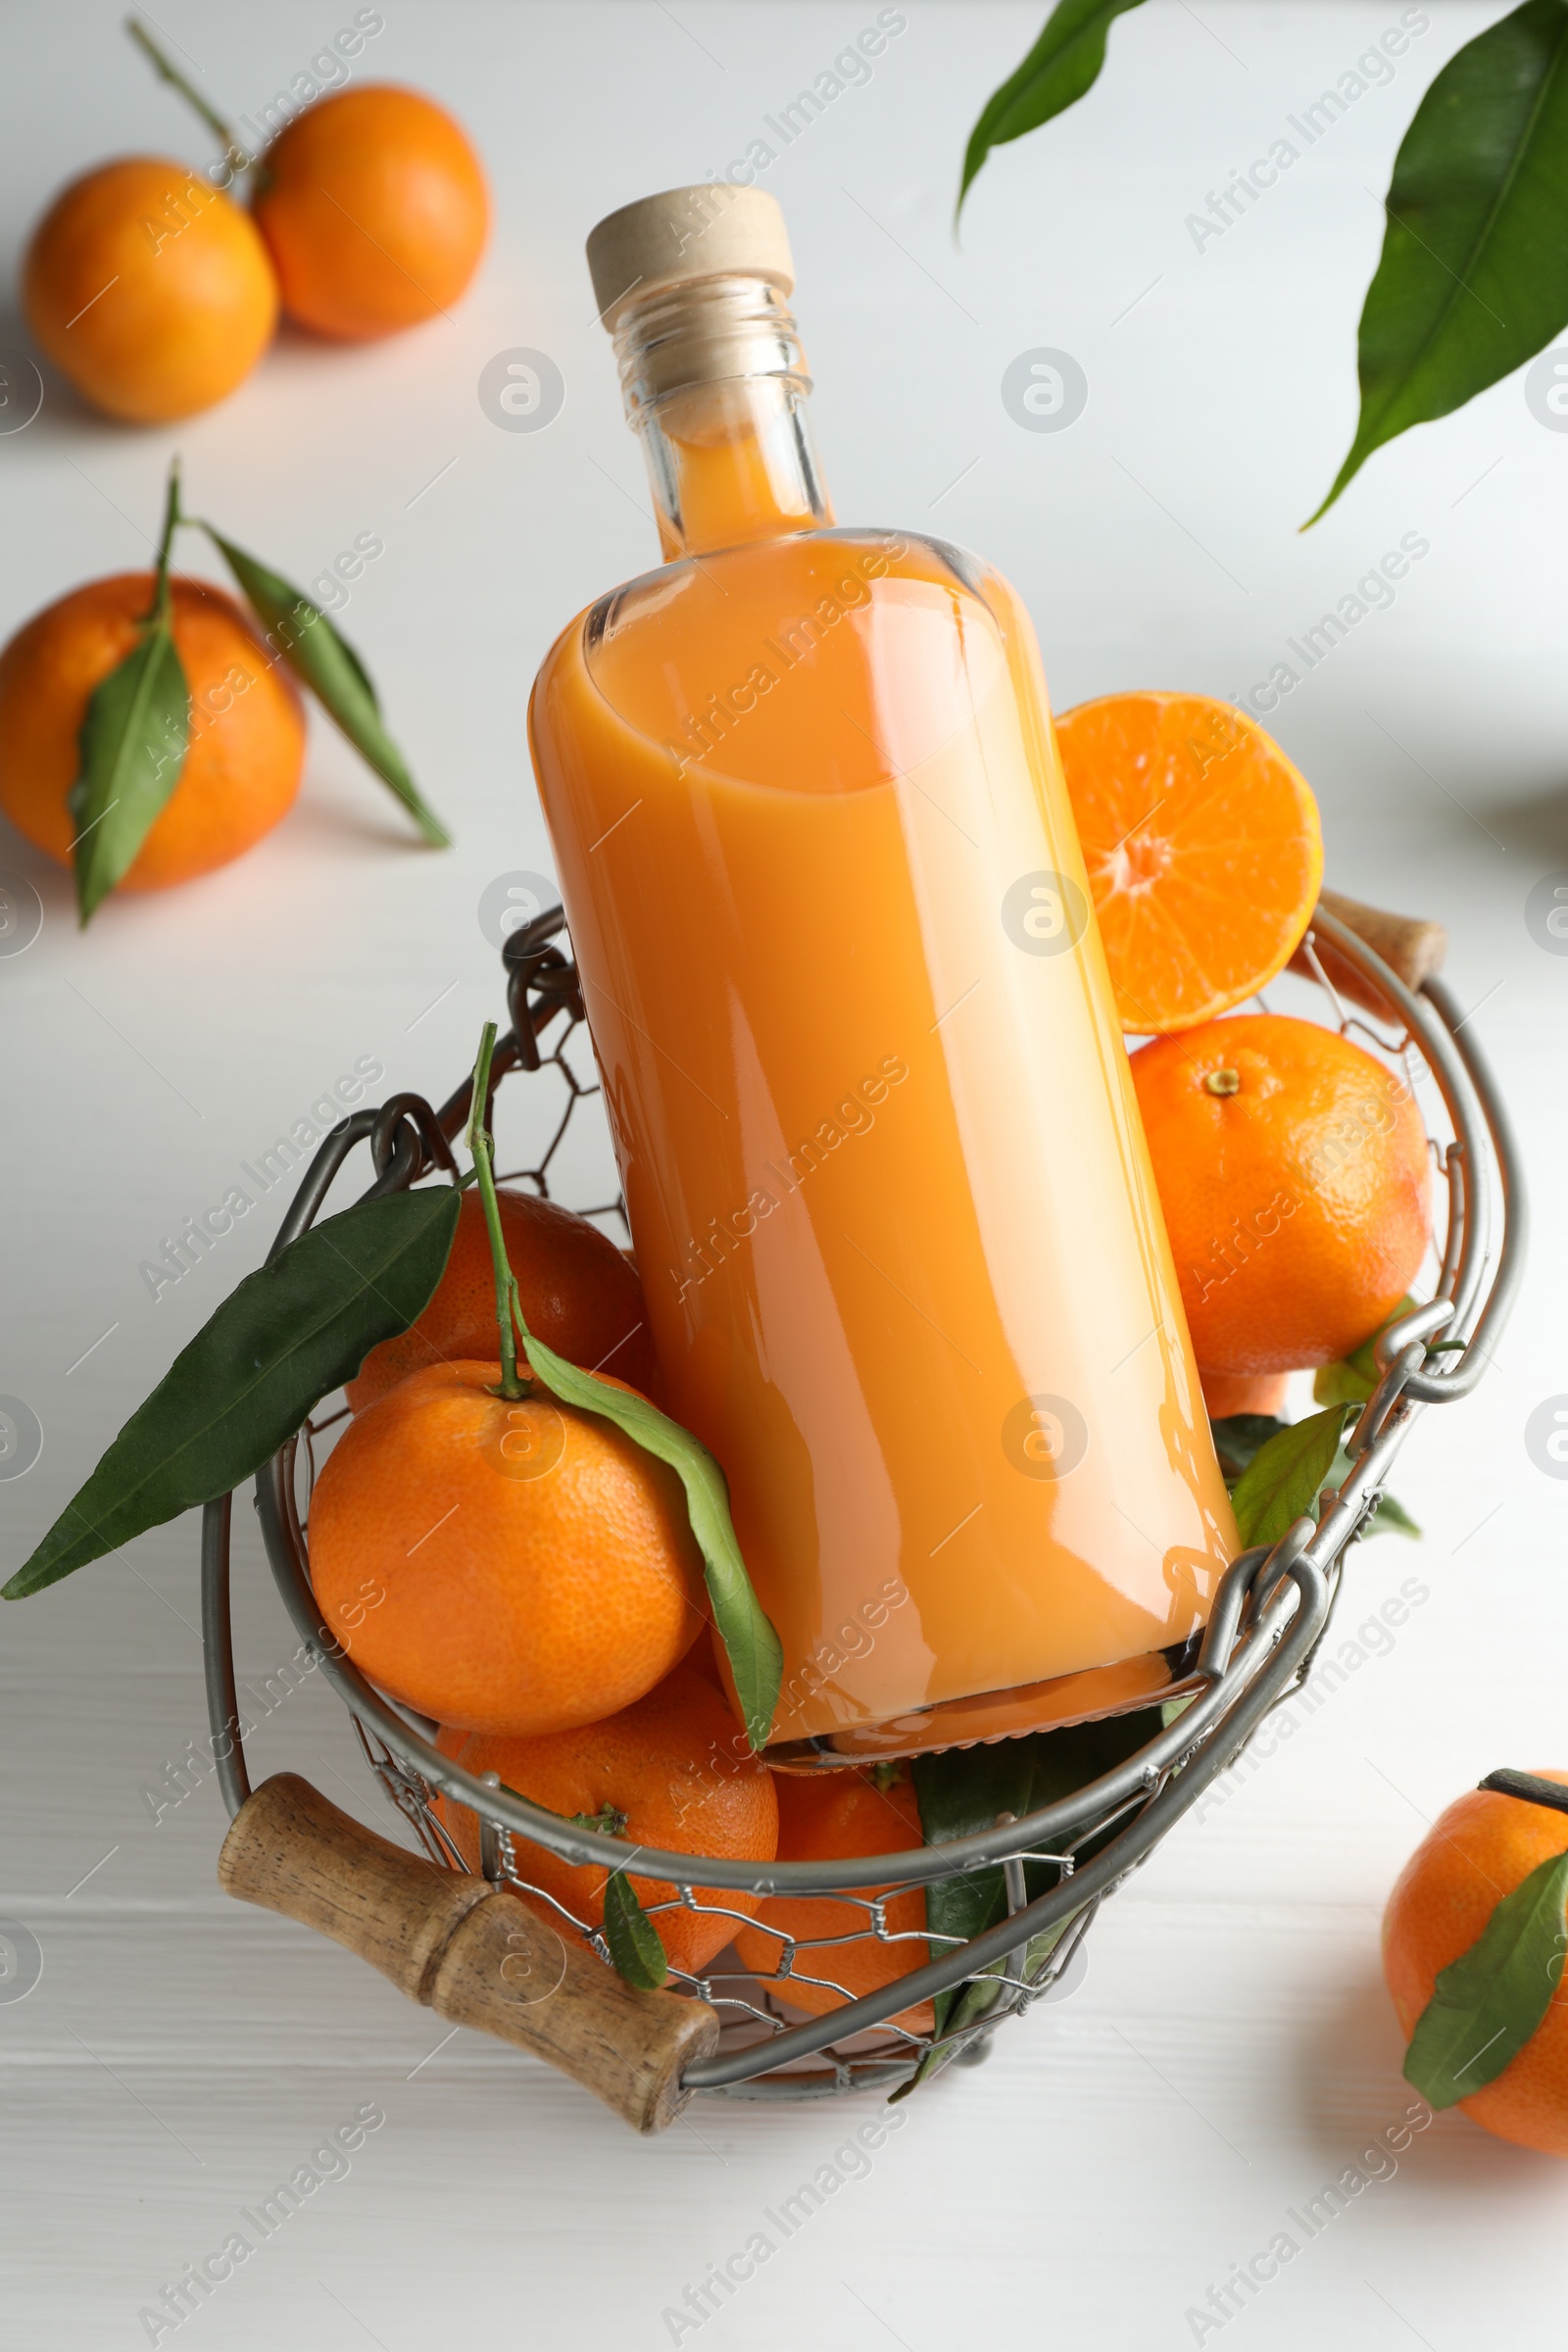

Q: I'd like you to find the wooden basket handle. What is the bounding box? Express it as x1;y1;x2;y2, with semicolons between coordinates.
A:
1288;887;1447;1015
219;1773;718;2134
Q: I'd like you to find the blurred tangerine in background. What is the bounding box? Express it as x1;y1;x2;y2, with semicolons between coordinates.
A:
19;32;490;421
0;571;304;887
254;84;489;340
23;158;278;422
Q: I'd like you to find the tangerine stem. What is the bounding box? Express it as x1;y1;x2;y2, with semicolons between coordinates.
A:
124;16;252;176
149;458;181;628
466;1022;527;1402
570;1804;630;1838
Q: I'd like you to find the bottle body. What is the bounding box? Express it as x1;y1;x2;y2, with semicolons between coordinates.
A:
529;523;1237;1752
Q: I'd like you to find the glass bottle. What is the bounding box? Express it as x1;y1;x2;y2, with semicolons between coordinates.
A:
528;186;1237;1759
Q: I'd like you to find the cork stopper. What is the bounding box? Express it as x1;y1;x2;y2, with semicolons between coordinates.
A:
587;185;795;330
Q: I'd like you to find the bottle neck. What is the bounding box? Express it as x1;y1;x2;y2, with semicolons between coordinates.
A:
612;274;834;562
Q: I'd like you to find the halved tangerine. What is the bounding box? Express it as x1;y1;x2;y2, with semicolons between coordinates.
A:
1054;691;1323;1034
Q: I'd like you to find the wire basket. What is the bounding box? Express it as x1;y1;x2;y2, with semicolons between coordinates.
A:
200;898;1523;2131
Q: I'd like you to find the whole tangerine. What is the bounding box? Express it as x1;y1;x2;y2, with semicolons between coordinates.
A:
733;1766;933;2033
1130;1012;1430;1375
24;158;277;421
437;1666;777;1975
1384;1772;1568;2157
0;572;304;891
348;1188;656;1412
253;85;488;340
309;1358;704;1738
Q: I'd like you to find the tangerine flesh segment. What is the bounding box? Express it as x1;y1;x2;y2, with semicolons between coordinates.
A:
1054;691;1323;1034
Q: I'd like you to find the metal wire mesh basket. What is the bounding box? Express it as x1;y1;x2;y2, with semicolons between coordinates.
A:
200;897;1522;2130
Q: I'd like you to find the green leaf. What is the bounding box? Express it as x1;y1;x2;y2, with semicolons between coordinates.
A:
602;1867;668;1989
1028;1709;1166;1822
913;1739;1040;2040
202;526;452;847
1313;1358;1377;1409
1403;1849;1568;2107
507;1310;783;1753
1308;0;1568;522
922;1920;1076;2074
4;1189;460;1598
1363;1490;1422;1540
958;0;1148;215
1209;1413;1287;1487
909;1707;1159;2065
69;618;190;925
1313;1295;1422;1407
1228;1404;1349;1550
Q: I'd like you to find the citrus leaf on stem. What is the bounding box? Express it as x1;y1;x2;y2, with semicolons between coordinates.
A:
601;1866;668;1990
1312;1358;1378;1409
70;460;191;925
466;1023;529;1406
958;0;1148;216
922;1919;1075;2083
459;1017;782;1751
1313;1294;1423;1407
1228;1403;1349;1550
3;1188;461;1598
201;525;452;846
1308;0;1568;522
906;1708;1158;2089
1215;1414;1417;1540
1364;1491;1422;1540
508;1305;784;1754
70;621;190;925
912;1740;1039;2045
1208;1413;1287;1487
1403;1848;1568;2108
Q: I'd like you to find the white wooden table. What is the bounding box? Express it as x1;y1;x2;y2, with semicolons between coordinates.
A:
3;5;1565;2344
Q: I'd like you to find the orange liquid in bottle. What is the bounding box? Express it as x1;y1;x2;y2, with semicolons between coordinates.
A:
530;441;1237;1751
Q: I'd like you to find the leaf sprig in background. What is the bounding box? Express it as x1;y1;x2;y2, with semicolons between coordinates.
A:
69;458;449;923
960;0;1568;519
